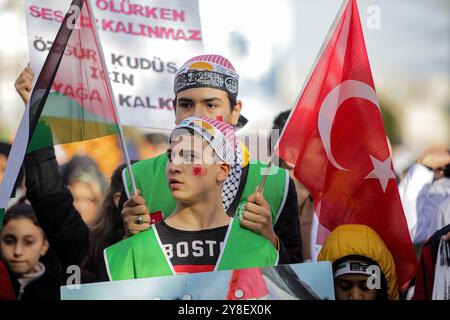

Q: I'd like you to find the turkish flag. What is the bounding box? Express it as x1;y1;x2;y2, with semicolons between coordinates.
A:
275;0;416;288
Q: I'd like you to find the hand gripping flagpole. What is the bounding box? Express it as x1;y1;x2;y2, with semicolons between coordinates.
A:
257;0;350;193
85;0;137;195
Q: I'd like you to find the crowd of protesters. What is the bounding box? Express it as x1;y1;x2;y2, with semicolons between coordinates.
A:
0;55;449;300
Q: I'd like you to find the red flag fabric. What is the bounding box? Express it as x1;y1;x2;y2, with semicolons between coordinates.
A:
275;0;416;288
0;260;16;300
226;268;269;300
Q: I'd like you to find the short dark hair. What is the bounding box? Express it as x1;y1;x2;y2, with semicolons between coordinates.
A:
272;110;291;131
3;203;46;239
268;110;291;156
227;94;237;109
0;142;11;157
444;163;450;178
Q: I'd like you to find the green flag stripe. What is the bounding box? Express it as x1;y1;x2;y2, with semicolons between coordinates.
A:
27;91;119;152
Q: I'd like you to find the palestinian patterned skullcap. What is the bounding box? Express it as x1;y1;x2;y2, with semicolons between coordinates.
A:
174;54;239;100
170;116;236;165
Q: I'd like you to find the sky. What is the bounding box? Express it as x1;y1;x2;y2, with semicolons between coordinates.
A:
0;0;448;150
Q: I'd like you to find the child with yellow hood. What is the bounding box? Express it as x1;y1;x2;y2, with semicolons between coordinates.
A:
318;224;399;300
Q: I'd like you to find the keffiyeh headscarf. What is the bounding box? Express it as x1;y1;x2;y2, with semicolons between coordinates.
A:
222;143;242;212
170;116;242;211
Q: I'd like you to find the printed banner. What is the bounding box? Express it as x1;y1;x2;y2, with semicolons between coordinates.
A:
25;0;204;130
61;262;335;300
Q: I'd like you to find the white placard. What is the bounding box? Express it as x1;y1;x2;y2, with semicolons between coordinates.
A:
25;0;204;130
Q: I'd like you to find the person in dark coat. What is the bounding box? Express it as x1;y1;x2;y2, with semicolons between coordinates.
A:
24;146;90;271
25;143;132;283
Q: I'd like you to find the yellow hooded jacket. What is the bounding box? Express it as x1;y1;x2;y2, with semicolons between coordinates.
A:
318;224;399;300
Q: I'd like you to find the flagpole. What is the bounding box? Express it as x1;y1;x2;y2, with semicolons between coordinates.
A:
257;0;350;192
85;0;138;195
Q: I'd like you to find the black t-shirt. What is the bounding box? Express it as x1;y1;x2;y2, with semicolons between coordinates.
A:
155;220;228;274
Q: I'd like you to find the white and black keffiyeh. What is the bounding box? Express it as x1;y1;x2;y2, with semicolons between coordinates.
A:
169;116;243;212
222;143;243;212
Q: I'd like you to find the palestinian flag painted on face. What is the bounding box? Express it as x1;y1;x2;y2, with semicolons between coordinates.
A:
0;0;119;224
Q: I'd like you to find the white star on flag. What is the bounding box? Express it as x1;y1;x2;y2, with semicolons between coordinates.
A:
364;155;396;193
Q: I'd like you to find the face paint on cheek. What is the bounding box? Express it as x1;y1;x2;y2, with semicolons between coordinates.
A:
192;165;207;177
215;115;223;122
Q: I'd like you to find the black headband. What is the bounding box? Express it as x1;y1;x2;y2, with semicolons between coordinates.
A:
174;70;239;101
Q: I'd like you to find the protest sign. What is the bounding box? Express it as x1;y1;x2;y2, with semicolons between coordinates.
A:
61;262;335;300
26;0;204;130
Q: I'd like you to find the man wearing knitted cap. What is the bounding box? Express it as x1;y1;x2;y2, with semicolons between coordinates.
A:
120;54;302;264
105;117;278;279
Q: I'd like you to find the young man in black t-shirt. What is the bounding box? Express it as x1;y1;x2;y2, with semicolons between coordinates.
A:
156;222;227;273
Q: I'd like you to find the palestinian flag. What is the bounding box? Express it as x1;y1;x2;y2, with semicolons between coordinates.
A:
0;0;119;224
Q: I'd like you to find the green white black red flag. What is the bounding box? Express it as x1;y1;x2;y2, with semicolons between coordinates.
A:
0;0;134;224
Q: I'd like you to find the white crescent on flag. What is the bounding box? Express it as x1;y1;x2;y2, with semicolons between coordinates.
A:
317;79;380;171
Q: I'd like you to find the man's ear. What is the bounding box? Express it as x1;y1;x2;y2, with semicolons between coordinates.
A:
230;100;242;126
217;163;231;183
